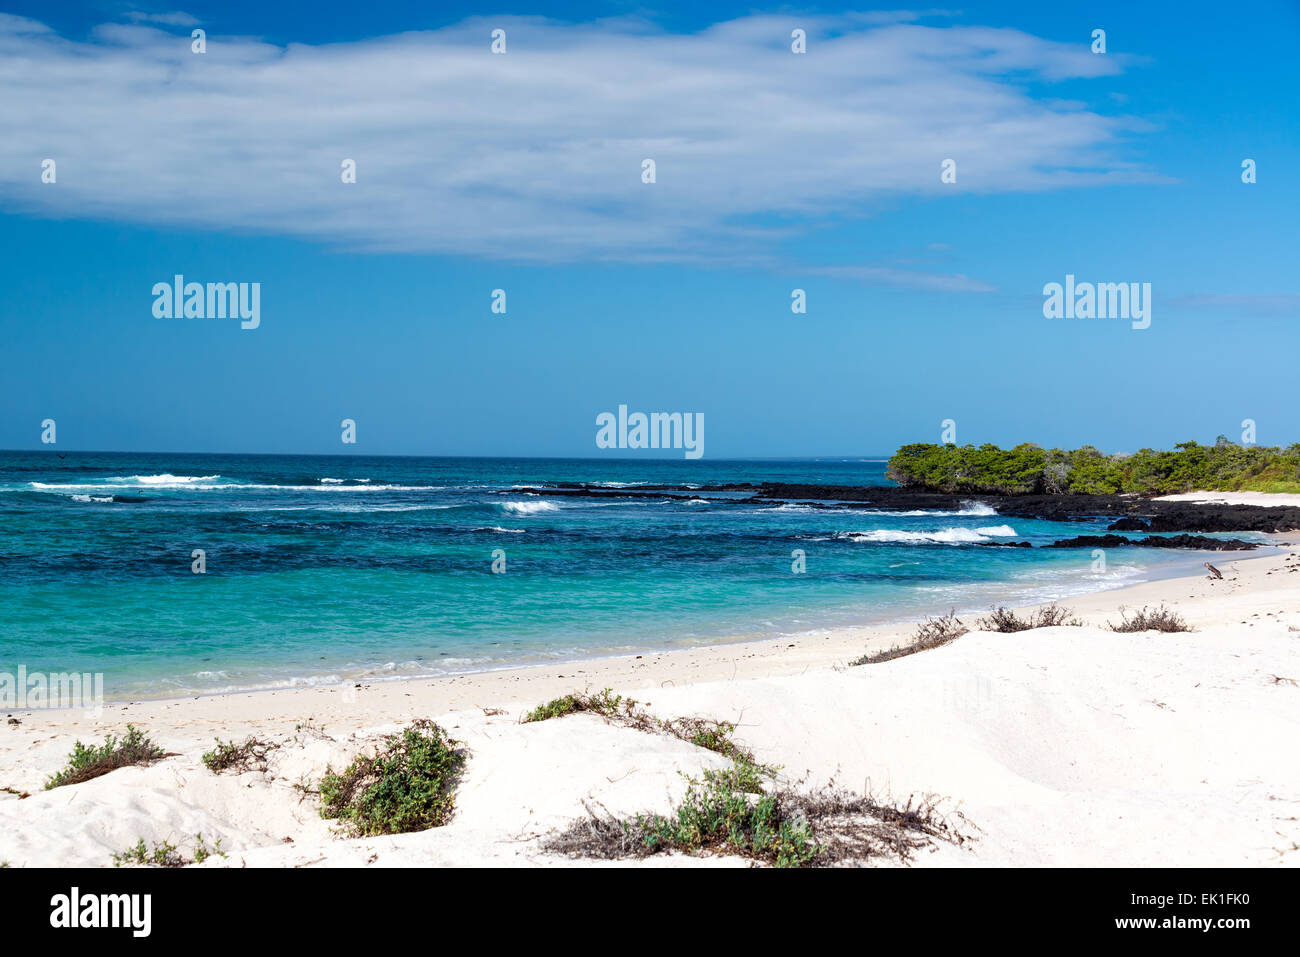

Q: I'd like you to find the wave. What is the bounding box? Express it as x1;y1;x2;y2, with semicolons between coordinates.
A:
31;474;231;491
237;503;456;513
128;473;220;485
500;500;561;515
32;490;146;503
471;526;527;534
838;524;1018;544
27;479;443;493
886;502;998;517
270;483;442;492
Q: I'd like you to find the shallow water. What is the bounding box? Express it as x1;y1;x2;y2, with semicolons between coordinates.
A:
0;451;1252;698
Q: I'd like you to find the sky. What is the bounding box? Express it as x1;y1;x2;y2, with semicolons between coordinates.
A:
1;1;1297;458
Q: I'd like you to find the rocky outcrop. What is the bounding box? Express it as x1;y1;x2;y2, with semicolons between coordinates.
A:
1046;534;1258;551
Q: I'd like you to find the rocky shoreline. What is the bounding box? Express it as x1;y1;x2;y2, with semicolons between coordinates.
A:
511;482;1300;545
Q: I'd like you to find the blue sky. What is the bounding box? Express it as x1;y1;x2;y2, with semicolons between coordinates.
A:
1;2;1297;457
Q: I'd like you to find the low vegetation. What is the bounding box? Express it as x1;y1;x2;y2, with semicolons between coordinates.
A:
665;717;750;761
45;725;167;790
319;719;464;836
112;833;225;868
544;754;964;868
850;610;968;665
523;688;626;723
887;439;1300;495
976;604;1081;632
524;688;760;764
1108;605;1193;633
201;736;278;774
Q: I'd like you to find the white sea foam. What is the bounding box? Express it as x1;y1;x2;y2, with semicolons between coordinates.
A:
839;524;1018;544
472;526;526;533
32;475;232;491
238;503;455;513
130;473;220;485
885;502;998;517
33;479;444;493
501;500;561;515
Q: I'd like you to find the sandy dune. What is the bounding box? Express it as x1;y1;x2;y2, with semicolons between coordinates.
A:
3;547;1298;868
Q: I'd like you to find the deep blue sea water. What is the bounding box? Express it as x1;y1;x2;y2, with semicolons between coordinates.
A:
0;451;1246;699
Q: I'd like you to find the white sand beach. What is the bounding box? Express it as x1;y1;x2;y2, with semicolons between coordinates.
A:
1156;491;1300;507
3;542;1298;869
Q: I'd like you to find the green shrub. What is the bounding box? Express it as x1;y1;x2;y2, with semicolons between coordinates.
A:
544;755;962;868
636;761;819;868
523;688;627;723
524;689;764;766
887;440;1300;495
319;719;464;836
674;718;746;760
45;725;167;790
202;737;277;774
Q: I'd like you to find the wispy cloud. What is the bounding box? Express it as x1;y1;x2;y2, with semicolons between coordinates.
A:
124;11;201;27
1168;293;1300;318
0;12;1155;264
804;263;996;293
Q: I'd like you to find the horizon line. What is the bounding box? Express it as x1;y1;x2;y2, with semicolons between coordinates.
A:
0;448;896;462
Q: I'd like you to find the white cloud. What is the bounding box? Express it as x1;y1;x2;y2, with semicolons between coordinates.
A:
125;11;202;28
0;12;1155;267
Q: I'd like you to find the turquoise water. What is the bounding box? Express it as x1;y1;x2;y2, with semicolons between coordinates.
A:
0;451;1236;699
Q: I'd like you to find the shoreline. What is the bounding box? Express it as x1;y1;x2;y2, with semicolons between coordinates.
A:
3;537;1297;868
1;539;1291;730
18;539;1287;710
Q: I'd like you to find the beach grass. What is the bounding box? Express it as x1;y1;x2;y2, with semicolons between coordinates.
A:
976;605;1082;632
524;688;761;764
202;737;278;774
523;688;626;723
112;833;225;868
1108;605;1193;633
850;610;969;665
45;725;167;790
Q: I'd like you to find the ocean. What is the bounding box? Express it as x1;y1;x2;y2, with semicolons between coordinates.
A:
0;451;1233;699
